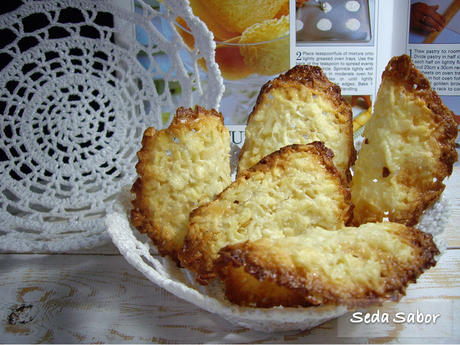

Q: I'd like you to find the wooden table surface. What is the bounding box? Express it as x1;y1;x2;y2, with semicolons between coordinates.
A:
1;167;459;344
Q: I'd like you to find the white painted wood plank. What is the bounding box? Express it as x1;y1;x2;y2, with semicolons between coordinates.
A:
0;251;459;343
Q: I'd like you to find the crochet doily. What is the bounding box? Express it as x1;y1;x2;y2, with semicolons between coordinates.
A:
0;0;223;252
105;143;450;333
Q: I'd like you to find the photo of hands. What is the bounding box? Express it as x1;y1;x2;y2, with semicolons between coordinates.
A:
409;0;460;43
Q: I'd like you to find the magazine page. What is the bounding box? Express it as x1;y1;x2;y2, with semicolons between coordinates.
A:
150;0;459;147
406;0;460;122
405;0;460;161
291;0;381;139
228;0;382;145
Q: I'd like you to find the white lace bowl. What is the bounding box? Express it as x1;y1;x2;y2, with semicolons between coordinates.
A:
105;145;450;332
105;185;350;333
0;0;223;252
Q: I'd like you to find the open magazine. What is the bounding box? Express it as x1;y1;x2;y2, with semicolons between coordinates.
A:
219;0;460;148
133;0;459;153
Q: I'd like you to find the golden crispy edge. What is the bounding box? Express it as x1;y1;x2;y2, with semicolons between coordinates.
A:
382;54;458;176
213;264;313;308
179;141;354;285
213;226;439;309
130;105;226;265
238;64;357;182
352;55;458;227
242;142;348;188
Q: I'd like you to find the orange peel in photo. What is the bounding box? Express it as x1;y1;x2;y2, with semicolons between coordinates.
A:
176;17;254;80
214;44;255;80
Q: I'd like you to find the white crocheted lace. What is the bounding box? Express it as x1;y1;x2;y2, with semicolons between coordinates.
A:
0;0;223;252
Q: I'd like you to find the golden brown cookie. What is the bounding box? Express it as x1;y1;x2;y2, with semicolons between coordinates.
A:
351;54;458;227
238;65;356;183
131;106;231;265
214;222;439;308
179;142;353;285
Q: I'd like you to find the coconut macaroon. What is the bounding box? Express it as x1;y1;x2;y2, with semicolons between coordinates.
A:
214;222;439;309
179;142;354;285
350;55;458;227
131;106;231;265
237;65;356;183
